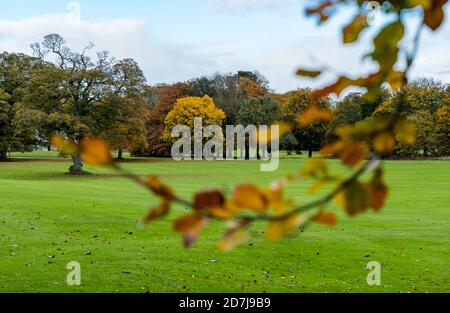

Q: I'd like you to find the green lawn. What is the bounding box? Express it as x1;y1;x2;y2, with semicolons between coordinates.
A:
0;152;449;292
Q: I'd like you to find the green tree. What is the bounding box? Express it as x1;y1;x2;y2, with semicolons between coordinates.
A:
281;89;333;158
374;79;449;157
0;52;41;160
18;34;146;172
237;96;281;159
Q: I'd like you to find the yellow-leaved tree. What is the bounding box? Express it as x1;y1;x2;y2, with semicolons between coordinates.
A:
163;95;225;142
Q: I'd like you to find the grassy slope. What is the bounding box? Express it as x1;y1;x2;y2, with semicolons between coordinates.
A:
0;152;449;292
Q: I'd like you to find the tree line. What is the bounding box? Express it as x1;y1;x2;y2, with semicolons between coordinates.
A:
1;34;449;172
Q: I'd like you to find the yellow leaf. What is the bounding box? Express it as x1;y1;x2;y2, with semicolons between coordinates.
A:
218;230;250;252
141;200;170;224
367;169;389;211
341;182;370;216
371;20;404;72
233;184;268;212
147;175;174;200
320;141;345;156
341;142;369;168
301;158;329;177
343;14;368;44
173;214;208;248
256;121;291;144
296;69;322;78
266;214;308;240
386;71;407;90
298;106;333;127
261;186;293;212
51;135;78;155
373;133;396;154
79;138;112;166
315;212;337;226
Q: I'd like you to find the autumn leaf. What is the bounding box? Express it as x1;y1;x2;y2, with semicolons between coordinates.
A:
51;135;78;155
337;181;370;216
301;158;329;177
371;20;404;72
315;212;337;226
373;132;396;154
141;200;170;224
320;141;345;156
147;175;174;200
266;214;308;240
341;142;369;168
256;121;291;144
261;186;293;212
193;190;225;211
366;169;388;211
298;106;333;127
296;69;322;78
386;71;407;90
343;14;368;44
173;214;208;248
79;138;113;166
233;184;268;212
423;0;448;30
306;1;333;23
218;230;250;252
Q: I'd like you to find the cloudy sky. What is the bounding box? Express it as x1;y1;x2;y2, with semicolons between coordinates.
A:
0;0;449;93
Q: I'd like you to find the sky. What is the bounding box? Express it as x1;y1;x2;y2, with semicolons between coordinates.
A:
0;0;449;93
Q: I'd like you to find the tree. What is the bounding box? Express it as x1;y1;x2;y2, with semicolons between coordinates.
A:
189;71;269;125
435;104;450;156
163;95;225;145
143;82;192;156
374;79;449;157
0;89;10;160
103;58;147;158
281;89;333;157
237;96;281;159
18;34;146;172
0;52;41;160
239;77;268;99
97;95;148;159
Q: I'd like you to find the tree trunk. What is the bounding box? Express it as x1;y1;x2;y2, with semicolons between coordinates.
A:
245;139;250;160
47;145;51;151
69;154;84;173
308;149;313;158
0;150;7;162
117;149;123;159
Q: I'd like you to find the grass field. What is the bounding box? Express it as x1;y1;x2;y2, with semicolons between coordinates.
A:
0;152;449;292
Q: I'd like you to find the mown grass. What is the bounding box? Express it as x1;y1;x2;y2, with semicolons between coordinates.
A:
0;152;449;292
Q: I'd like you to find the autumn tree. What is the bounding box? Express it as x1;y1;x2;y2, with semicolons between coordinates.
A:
163;96;225;154
189;71;268;125
374;79;449;157
143;82;192;157
281;89;333;157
